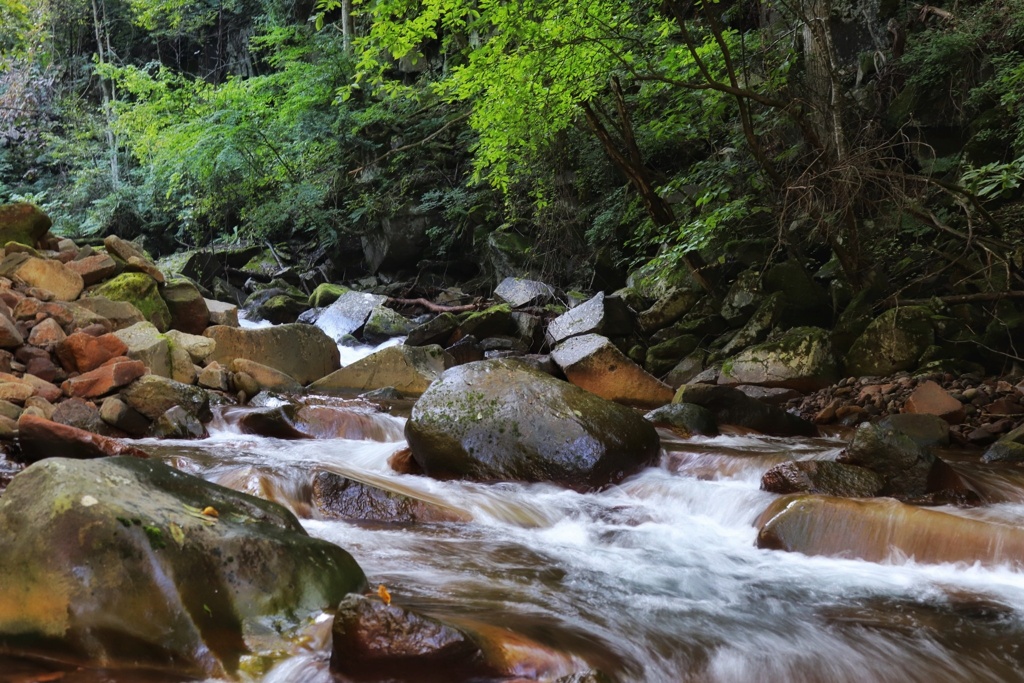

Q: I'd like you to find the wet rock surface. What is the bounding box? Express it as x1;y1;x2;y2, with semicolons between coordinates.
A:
406;359;661;490
0;457;367;678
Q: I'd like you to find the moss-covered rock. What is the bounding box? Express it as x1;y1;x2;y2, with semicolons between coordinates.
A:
720;268;764;326
308;283;349;308
405;359;660;490
644;402;718;437
456;304;516;339
363;305;413;343
844;306;935;377
309;344;453;395
0;202;51;247
0;457;366;678
93;273;172;332
719;326;839;391
645;335;700;377
763;259;831;324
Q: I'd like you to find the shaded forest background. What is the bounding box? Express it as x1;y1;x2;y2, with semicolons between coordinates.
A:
1;0;1024;301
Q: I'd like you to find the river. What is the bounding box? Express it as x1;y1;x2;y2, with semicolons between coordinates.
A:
120;405;1024;683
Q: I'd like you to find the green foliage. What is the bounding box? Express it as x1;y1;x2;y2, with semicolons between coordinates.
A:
961;156;1024;199
104;24;354;245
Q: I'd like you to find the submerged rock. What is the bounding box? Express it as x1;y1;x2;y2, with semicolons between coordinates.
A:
0;457;367;678
405;359;660;490
331;595;584;682
760;460;883;497
312;471;468;523
756;494;1024;567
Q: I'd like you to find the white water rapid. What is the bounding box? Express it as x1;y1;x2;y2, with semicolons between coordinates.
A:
128;417;1024;683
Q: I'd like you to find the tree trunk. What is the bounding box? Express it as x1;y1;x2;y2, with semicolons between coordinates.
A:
90;0;119;189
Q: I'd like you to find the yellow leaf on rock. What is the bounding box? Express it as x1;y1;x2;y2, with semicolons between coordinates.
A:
377;584;391;605
201;506;219;518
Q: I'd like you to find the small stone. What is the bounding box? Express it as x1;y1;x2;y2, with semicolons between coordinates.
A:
903;380;967;424
27;317;66;348
198;362;231;391
99;396;150;437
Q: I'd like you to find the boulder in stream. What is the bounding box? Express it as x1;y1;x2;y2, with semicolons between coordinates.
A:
405;359;660;490
0;456;367;678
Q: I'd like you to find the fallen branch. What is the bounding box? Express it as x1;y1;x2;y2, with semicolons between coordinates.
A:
387;297;482;313
881;291;1024;308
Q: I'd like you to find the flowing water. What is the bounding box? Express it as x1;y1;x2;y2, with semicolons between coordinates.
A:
114;412;1024;683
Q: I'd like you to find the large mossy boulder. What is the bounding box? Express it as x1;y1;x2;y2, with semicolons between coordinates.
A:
0;202;51;247
0;457;367;678
845;306;935;377
718;326;839;391
405;359;660;490
204;323;340;385
92;272;172;332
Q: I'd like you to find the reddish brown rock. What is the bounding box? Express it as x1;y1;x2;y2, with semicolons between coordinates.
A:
903;380;966;424
16;413;149;462
12;298;74;329
27;317;66;348
7;373;62;403
162;279;210;334
24;356;61;384
0;314;23;348
56;332;129;373
65;253;118;286
103;235;148;263
61;359;147;399
125;256;165;284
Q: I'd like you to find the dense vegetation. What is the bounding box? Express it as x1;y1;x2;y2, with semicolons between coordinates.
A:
1;0;1023;295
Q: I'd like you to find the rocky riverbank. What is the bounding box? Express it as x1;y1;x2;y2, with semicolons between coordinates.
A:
3;201;1024;681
